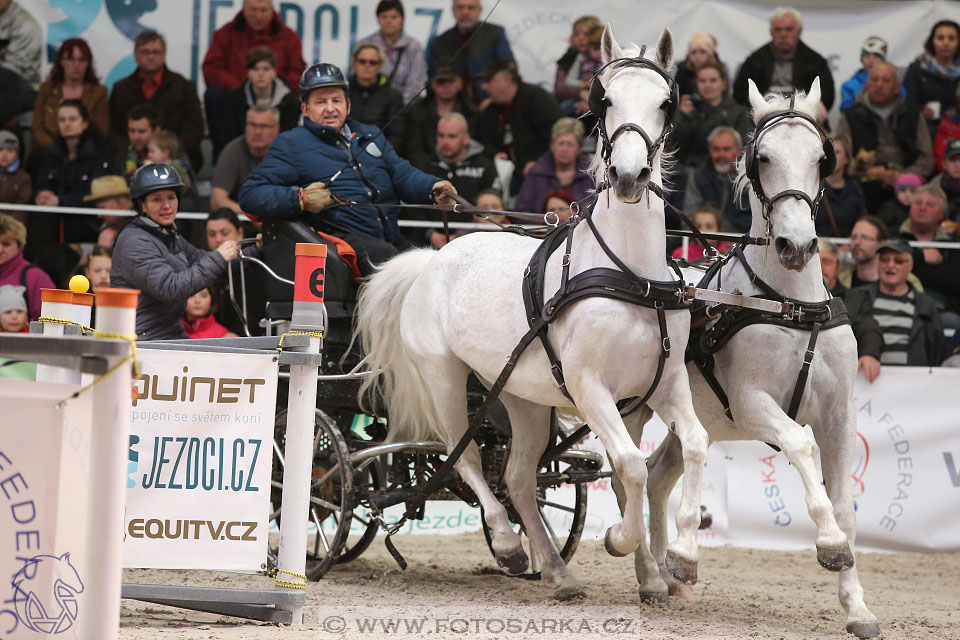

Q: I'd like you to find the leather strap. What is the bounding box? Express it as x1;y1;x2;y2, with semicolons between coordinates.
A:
787;321;820;421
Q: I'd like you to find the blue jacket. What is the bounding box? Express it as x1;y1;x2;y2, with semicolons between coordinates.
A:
238;118;437;241
840;68;906;112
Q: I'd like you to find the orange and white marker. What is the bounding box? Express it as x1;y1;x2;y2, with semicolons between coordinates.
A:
291;242;327;332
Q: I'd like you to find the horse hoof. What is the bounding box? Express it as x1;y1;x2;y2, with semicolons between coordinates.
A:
817;545;855;572
667;582;696;599
846;621;881;639
638;590;668;604
554;585;587;601
665;550;698;585
603;525;628;557
495;547;529;575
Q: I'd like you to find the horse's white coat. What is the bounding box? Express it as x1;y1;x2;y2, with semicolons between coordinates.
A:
621;79;879;637
356;26;709;598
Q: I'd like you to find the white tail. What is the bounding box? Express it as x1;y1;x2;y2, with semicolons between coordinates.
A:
355;248;445;443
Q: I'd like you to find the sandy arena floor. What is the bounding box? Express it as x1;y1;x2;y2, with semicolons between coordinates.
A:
119;532;960;639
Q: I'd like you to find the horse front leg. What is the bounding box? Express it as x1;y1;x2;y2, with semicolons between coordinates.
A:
647;376;710;586
614;405;670;602
735;393;853;570
813;414;881;639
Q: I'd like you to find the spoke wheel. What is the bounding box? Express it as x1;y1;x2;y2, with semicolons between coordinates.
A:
335;450;384;564
271;408;355;580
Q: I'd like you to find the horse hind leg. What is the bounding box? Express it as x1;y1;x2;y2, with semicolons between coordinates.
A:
612;406;669;603
499;393;585;600
814;418;880;639
425;360;527;575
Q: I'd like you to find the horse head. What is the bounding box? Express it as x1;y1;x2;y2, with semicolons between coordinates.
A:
591;25;676;204
740;77;830;271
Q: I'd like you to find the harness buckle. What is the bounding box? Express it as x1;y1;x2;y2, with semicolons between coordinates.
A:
662;336;671;355
640;280;651;298
803;348;815;366
523;266;531;278
562;254;571;268
544;211;560;227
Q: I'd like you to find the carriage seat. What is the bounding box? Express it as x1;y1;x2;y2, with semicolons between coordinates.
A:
261;218;358;339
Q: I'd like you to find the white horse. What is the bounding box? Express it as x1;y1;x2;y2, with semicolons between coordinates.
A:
356;25;709;600
616;79;880;638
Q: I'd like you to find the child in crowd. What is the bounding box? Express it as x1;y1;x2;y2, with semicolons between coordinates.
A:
475;188;511;227
0;285;29;333
181;286;237;339
671;205;731;260
878;173;924;234
84;245;111;288
0;131;32;225
146;130;196;205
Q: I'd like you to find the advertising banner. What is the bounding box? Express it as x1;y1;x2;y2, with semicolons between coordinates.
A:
0;380;92;639
123;349;278;571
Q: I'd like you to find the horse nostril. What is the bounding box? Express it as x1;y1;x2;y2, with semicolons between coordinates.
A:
774;237;791;256
806;238;819;256
608;166;619;183
636;166;652;186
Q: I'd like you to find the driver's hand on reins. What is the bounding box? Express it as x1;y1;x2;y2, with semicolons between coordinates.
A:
299;181;335;213
432;180;458;205
216;240;240;262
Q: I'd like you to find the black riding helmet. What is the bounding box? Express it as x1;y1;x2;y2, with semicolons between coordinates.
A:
299;62;348;103
130;162;185;214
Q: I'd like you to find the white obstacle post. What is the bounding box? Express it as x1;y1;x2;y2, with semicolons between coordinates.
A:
35;288;76;384
78;287;139;640
276;243;326;623
71;291;96;386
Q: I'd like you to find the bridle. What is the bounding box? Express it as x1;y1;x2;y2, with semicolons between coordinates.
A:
588;45;679;168
743;94;837;228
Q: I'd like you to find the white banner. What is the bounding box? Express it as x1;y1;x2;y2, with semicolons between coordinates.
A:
17;0;960;119
122;349;278;571
0;380;92;639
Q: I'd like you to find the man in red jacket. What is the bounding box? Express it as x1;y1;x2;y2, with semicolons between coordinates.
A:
202;0;306;156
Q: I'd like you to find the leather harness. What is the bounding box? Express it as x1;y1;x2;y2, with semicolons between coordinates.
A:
687;244;850;424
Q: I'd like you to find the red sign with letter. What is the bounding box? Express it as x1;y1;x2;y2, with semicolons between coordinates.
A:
293;243;328;303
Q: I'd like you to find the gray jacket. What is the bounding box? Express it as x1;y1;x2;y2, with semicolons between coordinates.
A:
0;1;42;85
111;216;227;340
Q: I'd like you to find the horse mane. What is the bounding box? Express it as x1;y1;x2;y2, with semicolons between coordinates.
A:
734;89;814;201
586;43;676;187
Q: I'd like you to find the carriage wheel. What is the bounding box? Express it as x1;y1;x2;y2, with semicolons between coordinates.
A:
335;448;384;565
270;408;357;580
480;459;589;578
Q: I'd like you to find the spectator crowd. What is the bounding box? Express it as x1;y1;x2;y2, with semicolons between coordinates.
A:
1;0;960;376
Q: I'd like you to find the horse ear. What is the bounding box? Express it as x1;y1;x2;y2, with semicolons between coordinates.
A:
747;79;766;115
601;24;623;65
806;76;822;111
655;27;674;69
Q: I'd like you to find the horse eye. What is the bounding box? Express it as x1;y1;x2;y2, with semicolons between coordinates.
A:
759;155;770;163
660;100;670;111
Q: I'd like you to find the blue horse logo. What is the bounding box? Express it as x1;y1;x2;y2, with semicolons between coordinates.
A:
11;552;84;634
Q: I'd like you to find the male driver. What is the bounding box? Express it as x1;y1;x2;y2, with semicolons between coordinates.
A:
426;0;514;101
846;239;943;382
109;31;205;170
422;112;499;248
683;126;751;233
211;105;280;215
733;7;834;109
238;63;456;274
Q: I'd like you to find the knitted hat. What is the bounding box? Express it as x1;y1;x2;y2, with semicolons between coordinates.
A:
0;130;18;151
895;173;924;191
0;285;27;314
688;33;717;55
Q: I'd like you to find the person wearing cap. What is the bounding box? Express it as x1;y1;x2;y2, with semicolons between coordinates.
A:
846;238;944;382
357;0;428;105
732;7;835;110
110;163;239;340
425;0;514;102
0;283;27;333
878;172;924;234
0;213;54;321
402;64;479;171
929;138;960;220
473;59;563;195
0;129;30;225
83;175;132;212
238;63;457;275
347;44;405;150
839;36;905;112
839;215;924;293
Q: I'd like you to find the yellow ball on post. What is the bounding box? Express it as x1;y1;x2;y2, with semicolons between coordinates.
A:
69;274;90;294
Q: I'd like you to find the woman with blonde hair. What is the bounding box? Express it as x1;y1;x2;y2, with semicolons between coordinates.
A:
514;117;594;213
